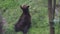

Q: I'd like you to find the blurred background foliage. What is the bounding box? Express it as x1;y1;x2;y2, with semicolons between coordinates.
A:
0;0;60;34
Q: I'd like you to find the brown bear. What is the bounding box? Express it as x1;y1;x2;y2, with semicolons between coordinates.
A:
15;5;31;34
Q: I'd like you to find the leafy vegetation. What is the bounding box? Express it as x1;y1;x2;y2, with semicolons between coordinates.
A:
0;0;59;34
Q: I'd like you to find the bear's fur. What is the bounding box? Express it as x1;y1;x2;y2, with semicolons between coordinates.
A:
15;5;31;34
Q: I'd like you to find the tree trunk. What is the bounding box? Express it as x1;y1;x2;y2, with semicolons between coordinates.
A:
48;0;56;34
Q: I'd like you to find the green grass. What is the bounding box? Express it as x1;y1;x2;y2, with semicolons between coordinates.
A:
0;0;59;34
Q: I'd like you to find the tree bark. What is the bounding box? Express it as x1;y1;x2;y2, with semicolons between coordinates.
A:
48;0;56;34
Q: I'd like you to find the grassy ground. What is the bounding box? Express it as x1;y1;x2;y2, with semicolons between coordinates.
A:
0;0;59;34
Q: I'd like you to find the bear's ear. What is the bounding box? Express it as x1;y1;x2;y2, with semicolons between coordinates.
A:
20;5;22;9
27;6;29;8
